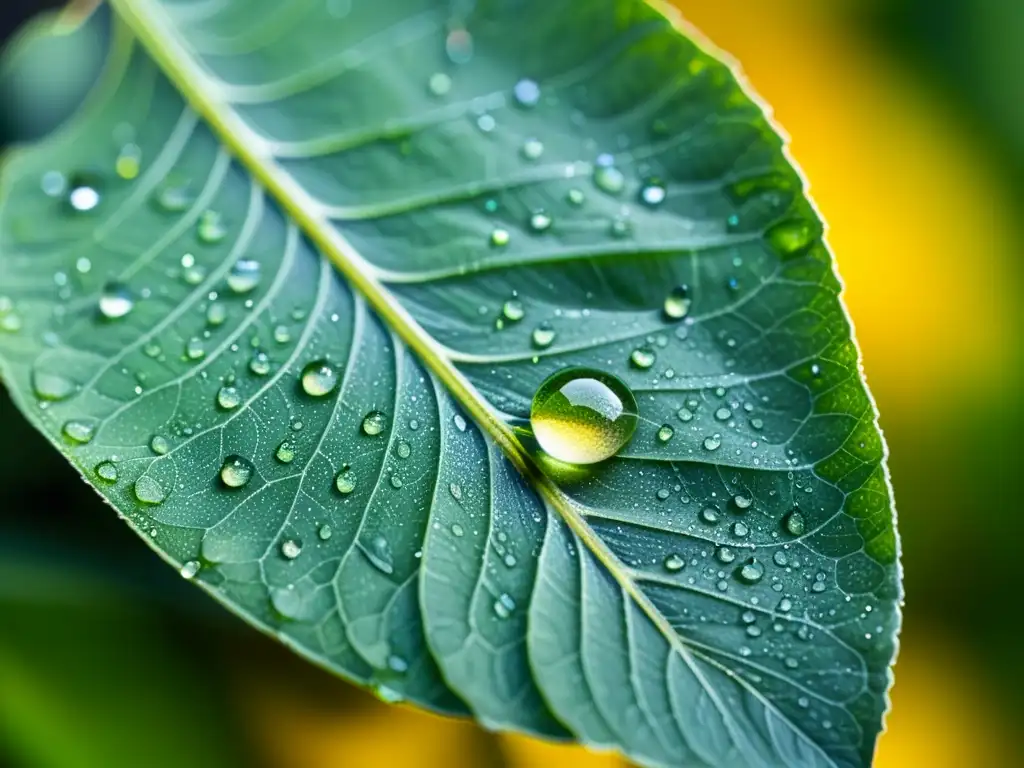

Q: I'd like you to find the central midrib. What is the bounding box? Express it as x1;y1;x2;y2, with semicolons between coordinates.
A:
106;2;833;763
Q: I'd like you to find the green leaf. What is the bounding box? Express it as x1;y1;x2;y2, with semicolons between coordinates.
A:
0;1;901;766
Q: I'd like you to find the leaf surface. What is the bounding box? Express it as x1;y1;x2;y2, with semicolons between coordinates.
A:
0;2;901;766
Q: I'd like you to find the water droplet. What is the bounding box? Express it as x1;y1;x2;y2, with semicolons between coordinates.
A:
566;188;585;206
185;337;205;360
61;419;95;444
335;466;356;494
513;78;540;107
639;178;666;207
275;440;296;463
389;474;403;489
476;114;495;132
657;424;674;443
98;282;134;319
703;435;721;451
766;218;819;257
134;475;166;505
67;174;101;212
779;597;793;612
227;259;260;293
490;227;510;247
502;299;524;322
301;360;338;397
773;551;789;567
451;522;465;537
449;482;462;501
528;209;552;232
396;441;411;459
75;257;91;274
318;524;333;541
205;302;227;326
387;654;408;673
732;521;749;538
493;592;516;618
715;407;732;421
676;407;693;422
156;182;191;212
180;560;200;580
0;311;22;333
427;72;451;96
197;210;226;243
445;28;473;64
716;546;736;564
664;554;685;572
734;494;752;510
32;368;75;401
281;539;302;560
248;351;271;376
361;410;386;436
663;285;691;320
453;414;467;432
737;559;764;584
41;170;66;197
220;455;254;488
216;385;241;410
630;347;655;369
149;435;170;455
701;507;720;524
366;534;393;574
593;162;625;195
656;488;670;500
530;368;638;465
273;325;291;344
95;460;118;482
609;216;632;238
115;143;142;179
521;138;544;160
531;322;555;348
783;509;806;536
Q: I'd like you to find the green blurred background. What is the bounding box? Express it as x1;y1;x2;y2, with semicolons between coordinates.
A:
1;1;1020;766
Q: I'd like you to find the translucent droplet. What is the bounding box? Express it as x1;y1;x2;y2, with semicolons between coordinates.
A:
227;259;260;293
530;367;638;465
531;322;555;349
676;407;693;422
493;592;516;619
155;183;192;212
217;385;241;410
451;522;465;537
396;441;411;459
502;299;525;322
490;228;510;247
701;507;720;524
98;282;134;319
639;179;666;207
115;143;142;180
389;474;403;489
185;337;205;360
362;411;387;436
703;435;721;451
0;312;22;333
41;170;66;197
737;559;765;584
521;137;544;160
206;302;227;326
197;210;226;243
61;419;95;444
180;560;201;580
95;460;118;482
220;455;254;488
427;72;452;96
150;435;170;455
734;495;752;510
609;216;632;238
449;482;462;501
273;325;291;344
134;476;166;505
67;174;101;212
366;535;393;574
664;554;685;572
249;351;271;376
766;218;819;257
281;539;302;560
300;360;338;397
732;522;749;538
453;414;467;432
715;407;732;421
593;164;625;195
657;424;674;443
656;488;670;500
663;285;691;320
783;509;806;536
528;210;552;232
75;257;91;274
716;546;736;564
566;188;585;206
32;368;76;401
387;654;408;674
318;524;333;541
513;78;540;107
630;347;655;369
335;466;356;494
276;440;295;463
445;28;473;64
773;551;789;567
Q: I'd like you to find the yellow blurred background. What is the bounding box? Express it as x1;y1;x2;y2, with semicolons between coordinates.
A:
2;0;1021;766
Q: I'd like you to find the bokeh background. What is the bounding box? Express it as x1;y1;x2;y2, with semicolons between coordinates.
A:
1;1;1020;766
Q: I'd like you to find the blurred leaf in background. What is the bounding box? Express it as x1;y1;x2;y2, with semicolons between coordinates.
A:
1;0;1020;766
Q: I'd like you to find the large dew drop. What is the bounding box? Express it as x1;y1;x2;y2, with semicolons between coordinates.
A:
300;360;338;397
529;368;638;465
98;282;134;319
220;455;253;488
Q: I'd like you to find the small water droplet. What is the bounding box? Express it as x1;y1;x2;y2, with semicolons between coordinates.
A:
663;285;690;320
41;170;66;197
716;546;735;563
664;554;685;572
273;324;291;344
149;434;170;455
396;441;411;459
115;143;142;179
427;72;452;96
220;455;254;488
389;474;403;489
639;178;666;207
701;507;720;524
61;419;95;444
366;534;393;574
98;282;134;319
95;460;118;482
490;227;510;247
197;210;226;243
676;407;693;422
248;351;271;376
275;440;296;463
453;414;467;432
361;410;387;436
451;522;465;537
783;509;806;536
301;360;338;397
737;559;764;584
657;424;674;443
773;551;789;567
134;475;167;505
67;174;101;212
387;654;408;674
185;337;205;360
732;521;749;538
593;162;625;195
715;407;732;421
530;368;638;465
155;182;192;212
521;137;544;160
227;259;261;293
216;385;240;410
204;301;227;326
318;524;333;541
734;494;752;510
502;299;525;322
180;560;201;580
531;322;555;349
445;28;473;64
281;538;302;560
335;466;356;494
630;347;655;369
513;78;540;107
566;188;585;206
703;435;721;451
493;592;516;618
528;209;552;232
449;482;462;501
